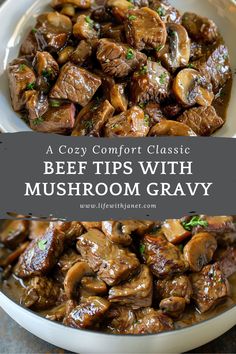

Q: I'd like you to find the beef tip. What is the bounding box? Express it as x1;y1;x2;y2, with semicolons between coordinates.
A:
56;221;84;242
72;99;115;136
33;51;59;80
190;263;230;313
124;7;167;51
30;103;75;134
218;247;236;278
8;58;36;111
70;40;92;65
57;249;82;274
0;220;28;249
193;216;236;234
190;41;214;62
76;229;140;286
161;219;191;244
159;296;186;318
178;106;224;136
216;233;236;247
25;90;49;120
110;83;128;113
14;224;64;278
149;0;181;24
20;31;39;56
81;222;102;231
96;39;146;78
100;23;125;43
102;220;154;246
108;265;153;309
20;276;61;310
29;221;50;240
104;106;150;137
182;12;219;44
64;296;110;329
50;63;101;106
149;120;196;136
183;233;217;272
162;102;183;119
91;6;113;23
105;305;136;334
51;0;92;9
143;102;166;126
156;275;192;303
73;15;99;40
140;233;189;278
130;61;171;104
193;45;231;93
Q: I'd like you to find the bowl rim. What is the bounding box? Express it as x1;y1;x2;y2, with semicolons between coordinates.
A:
1;288;236;338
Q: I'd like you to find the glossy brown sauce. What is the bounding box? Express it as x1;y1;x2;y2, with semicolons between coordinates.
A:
213;78;233;122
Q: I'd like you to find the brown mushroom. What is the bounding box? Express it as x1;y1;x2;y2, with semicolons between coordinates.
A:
58;46;74;65
51;0;92;10
102;221;133;246
73;15;98;40
60;4;75;17
107;0;133;22
81;276;108;295
110;84;128;112
183;232;217;272
64;261;94;299
149;120;197;136
172;68;214;107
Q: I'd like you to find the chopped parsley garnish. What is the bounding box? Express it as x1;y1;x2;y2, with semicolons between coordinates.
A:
139;244;145;255
19;64;26;71
32;117;44;126
182;216;208;231
144;114;150;126
50;100;61;108
156;6;166;17
128;15;137;21
139;102;145;109
84;120;93;130
139;65;147;75
178;244;184;252
187;63;195;69
38;239;47;251
159;72;167;85
42;68;53;79
112;123;119;129
31;28;37;34
126;48;134;60
26;82;36;90
85;16;94;27
155;44;164;52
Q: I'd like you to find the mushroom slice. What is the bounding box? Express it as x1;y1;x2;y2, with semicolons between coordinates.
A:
81;276;108;295
106;0;134;22
51;0;92;10
161;219;191;244
110;84;128;112
149;120;196;137
158;23;190;72
64;261;94;299
173;68;214;107
183;232;217;272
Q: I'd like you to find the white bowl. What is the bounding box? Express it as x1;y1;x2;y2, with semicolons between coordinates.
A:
0;0;235;135
0;290;236;354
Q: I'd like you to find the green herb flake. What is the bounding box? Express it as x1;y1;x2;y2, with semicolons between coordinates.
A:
139;244;145;255
19;64;26;72
178;244;184;252
32;117;44;126
159;72;167;85
144;114;150;126
38;239;48;251
139;65;147;75
156;6;166;17
84;120;93;130
85;16;94;27
126;48;134;60
112;123;119;129
139;102;145;109
187;63;195;69
128;15;137;21
50;100;61;108
182;216;208;231
31;28;37;34
42;68;53;79
26;82;36;90
155;44;164;52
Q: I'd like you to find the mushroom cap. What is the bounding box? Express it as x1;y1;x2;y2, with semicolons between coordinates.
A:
64;261;94;299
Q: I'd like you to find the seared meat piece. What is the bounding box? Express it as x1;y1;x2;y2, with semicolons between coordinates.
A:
29;221;50;240
149;0;181;24
190;41;212;62
51;0;92;9
56;221;84;242
218;247;236;278
108;265;153;309
110;83;128;113
25;90;49;120
102;220;154;246
70;40;92;65
33;51;59;80
161;219;191;244
8;58;36;111
0;220;28;249
159;297;186;318
162;101;183;118
72;99;115;136
81;222;102;230
182;12;219;44
190;263;230;313
0;242;30;268
57;249;82;275
124;7;167;51
104;106;150;137
140;234;189;278
96;39;146;78
30;103;75;134
76;229;140;286
92;6;113;23
73;15;99;40
183;233;217;272
149;120;196;136
64;296;110;329
178;106;224;136
193;216;236;235
156;275;192;303
100;23;125;43
21;276;61;310
143;102;166;126
193;45;231;93
15;224;64;278
50;63;101;106
20;31;39;56
130;61;171;104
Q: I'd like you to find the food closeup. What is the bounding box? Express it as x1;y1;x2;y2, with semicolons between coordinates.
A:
0;216;236;335
7;0;232;136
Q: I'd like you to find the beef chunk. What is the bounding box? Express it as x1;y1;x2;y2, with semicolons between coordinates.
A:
56;221;84;242
104;106;150;137
30;103;75;134
20;276;61;310
178;106;224;136
73;15;99;40
51;0;92;9
193;45;231;93
149;0;181;24
15;224;64;278
130;61;171;104
25;90;49;120
124;7;167;50
50;63;101;106
0;220;28;249
156;275;192;303
70;40;92;65
193;216;236;234
108;265;153;308
162;102;183;119
8;58;36;111
29;221;50;240
76;229;140;286
182;13;219;44
72;99;115;136
159;296;186;318
144;102;166;126
149;120;196;136
64;296;110;329
190;263;230;313
100;23;125;43
219;247;236;278
33;51;59;80
20;31;39;56
140;233;189;278
161;219;191;244
96;39;146;78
